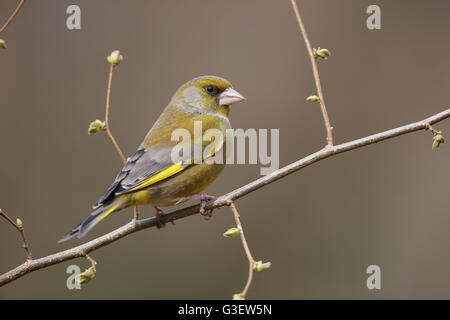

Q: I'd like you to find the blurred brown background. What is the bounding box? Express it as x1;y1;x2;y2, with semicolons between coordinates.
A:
0;0;449;299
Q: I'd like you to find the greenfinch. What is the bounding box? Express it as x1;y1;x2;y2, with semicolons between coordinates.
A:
59;76;245;242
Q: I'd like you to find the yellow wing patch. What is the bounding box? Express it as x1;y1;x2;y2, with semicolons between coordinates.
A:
127;135;224;193
95;203;120;225
129;161;185;192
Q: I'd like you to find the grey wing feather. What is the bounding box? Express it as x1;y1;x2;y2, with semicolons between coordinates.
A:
92;144;187;209
92;148;145;208
117;146;180;191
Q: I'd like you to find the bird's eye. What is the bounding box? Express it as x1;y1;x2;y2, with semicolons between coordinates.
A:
205;85;219;96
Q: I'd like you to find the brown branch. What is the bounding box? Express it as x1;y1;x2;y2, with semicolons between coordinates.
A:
229;201;255;298
1;109;449;287
290;0;334;146
0;209;32;261
0;0;25;34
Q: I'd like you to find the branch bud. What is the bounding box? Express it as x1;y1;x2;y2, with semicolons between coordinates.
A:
107;50;123;65
0;39;6;49
253;260;272;272
88;120;106;134
232;293;245;300
223;227;241;238
76;266;96;285
306;95;320;102
432;134;445;149
313;47;330;59
16;218;23;228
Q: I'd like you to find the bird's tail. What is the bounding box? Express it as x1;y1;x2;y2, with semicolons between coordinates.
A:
58;198;126;243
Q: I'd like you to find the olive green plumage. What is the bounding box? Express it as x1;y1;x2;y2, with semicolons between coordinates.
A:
59;76;245;242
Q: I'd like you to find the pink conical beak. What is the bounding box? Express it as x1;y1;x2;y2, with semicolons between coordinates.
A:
218;88;246;106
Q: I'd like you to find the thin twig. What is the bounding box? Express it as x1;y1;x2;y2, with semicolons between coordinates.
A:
85;254;97;268
425;123;441;136
229;201;255;298
290;0;334;146
0;209;32;261
104;64;127;164
103;62;139;220
0;0;25;34
1;109;449;286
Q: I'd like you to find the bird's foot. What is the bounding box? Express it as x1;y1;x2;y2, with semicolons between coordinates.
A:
154;206;166;229
186;194;217;219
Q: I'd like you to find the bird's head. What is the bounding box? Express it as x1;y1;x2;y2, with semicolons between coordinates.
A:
173;75;246;116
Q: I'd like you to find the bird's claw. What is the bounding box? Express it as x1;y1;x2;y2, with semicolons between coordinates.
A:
154;206;166;229
185;194;216;219
197;194;216;219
